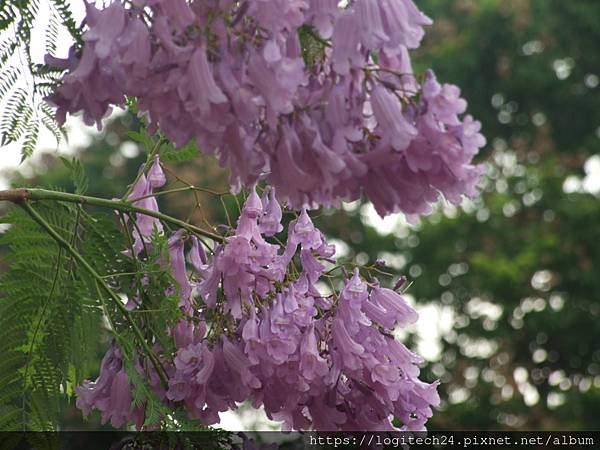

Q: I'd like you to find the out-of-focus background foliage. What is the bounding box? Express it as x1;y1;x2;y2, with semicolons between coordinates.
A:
2;0;600;430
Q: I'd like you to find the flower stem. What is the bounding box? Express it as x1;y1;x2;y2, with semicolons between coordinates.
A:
128;185;229;203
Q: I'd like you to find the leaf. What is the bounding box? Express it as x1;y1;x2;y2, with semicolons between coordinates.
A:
0;205;73;430
0;65;21;99
160;140;199;163
0;88;29;145
49;0;81;43
45;11;60;54
21;121;39;161
298;25;329;67
59;157;89;195
126;130;153;150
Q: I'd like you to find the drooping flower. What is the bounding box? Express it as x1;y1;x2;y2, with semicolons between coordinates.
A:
47;0;484;218
369;285;418;328
168;230;193;310
370;84;417;151
75;345;145;429
259;187;283;236
75;92;443;434
126;172;163;254
147;156;166;189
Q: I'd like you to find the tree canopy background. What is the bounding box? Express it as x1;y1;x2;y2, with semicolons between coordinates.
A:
2;0;599;431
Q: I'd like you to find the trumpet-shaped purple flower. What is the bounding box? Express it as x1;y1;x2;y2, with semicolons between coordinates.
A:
77;160;440;432
369;285;418;328
47;0;484;218
299;324;329;381
259;187;283;236
75;345;145;429
370;85;417;151
126;172;163;255
147;156;166;189
168;230;193;310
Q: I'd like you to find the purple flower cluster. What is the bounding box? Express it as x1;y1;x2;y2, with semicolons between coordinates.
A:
76;159;439;431
46;0;485;218
75;346;145;429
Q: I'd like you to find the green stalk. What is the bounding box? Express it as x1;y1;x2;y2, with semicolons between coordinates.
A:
0;188;224;242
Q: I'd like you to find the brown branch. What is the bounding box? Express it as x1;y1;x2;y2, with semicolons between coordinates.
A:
0;188;31;204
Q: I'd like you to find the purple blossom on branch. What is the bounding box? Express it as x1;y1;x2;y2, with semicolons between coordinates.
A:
76;163;440;431
46;0;485;218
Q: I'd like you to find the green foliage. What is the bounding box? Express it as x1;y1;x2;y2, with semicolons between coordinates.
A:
0;203;101;430
0;0;80;159
0;176;184;431
126;127;200;163
160;140;200;163
59;157;89;195
298;25;329;67
126;129;155;153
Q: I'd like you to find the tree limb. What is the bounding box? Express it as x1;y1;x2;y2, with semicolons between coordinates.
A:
0;188;224;242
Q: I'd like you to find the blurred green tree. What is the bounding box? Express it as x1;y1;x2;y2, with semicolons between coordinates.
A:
315;0;600;430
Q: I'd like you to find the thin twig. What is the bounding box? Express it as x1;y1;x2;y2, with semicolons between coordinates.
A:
128;185;229;203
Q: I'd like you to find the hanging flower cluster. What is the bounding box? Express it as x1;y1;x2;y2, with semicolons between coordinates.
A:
45;0;485;218
75;159;440;431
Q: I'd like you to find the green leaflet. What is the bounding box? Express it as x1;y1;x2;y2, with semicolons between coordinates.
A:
159;140;200;163
60;157;89;195
298;25;330;68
